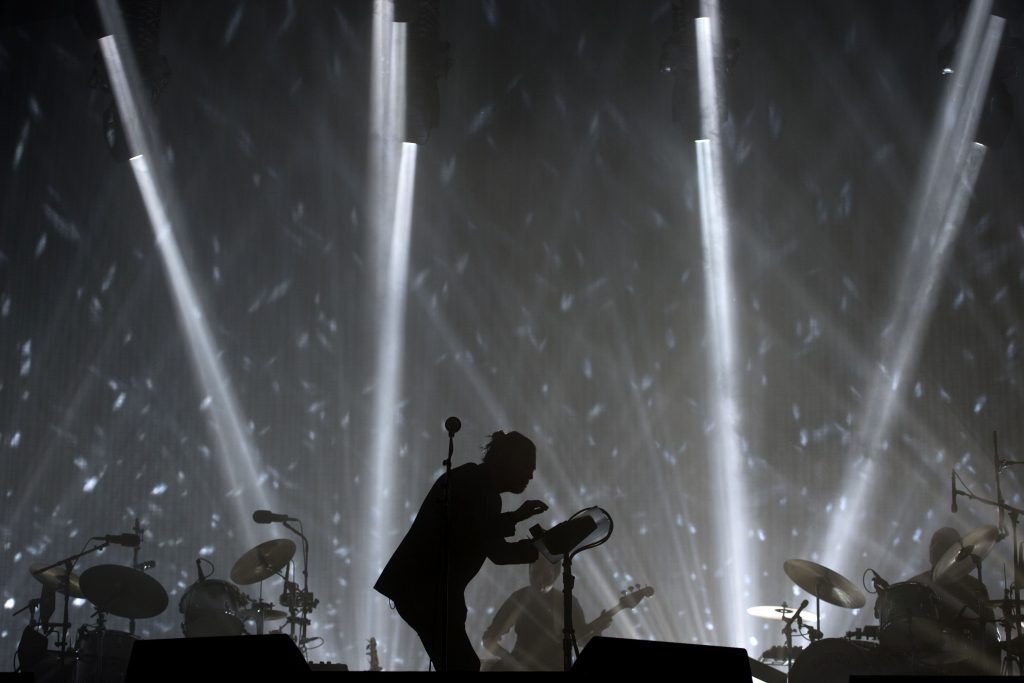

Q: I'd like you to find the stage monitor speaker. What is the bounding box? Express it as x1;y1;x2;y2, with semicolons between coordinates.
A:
572;636;752;680
125;634;309;681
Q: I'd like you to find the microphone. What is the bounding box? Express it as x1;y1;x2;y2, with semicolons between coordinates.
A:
951;471;958;514
93;533;141;547
784;599;809;626
444;416;461;436
252;510;295;524
871;571;890;592
195;559;207;582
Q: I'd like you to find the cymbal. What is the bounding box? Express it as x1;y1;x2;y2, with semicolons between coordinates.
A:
230;539;296;585
79;564;168;619
746;605;819;623
30;562;84;598
932;525;1000;585
783;559;866;609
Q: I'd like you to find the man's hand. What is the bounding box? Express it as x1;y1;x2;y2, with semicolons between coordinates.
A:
515;499;548;522
589;611;614;634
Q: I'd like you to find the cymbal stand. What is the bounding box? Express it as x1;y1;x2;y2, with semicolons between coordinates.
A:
34;540;110;673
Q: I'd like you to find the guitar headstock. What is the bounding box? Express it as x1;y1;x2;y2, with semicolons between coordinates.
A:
619;584;655;608
366;637;381;672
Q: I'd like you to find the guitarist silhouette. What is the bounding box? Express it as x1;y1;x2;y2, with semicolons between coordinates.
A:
482;559;653;671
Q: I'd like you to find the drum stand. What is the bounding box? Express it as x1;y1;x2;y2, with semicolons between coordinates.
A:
279;520;318;652
33;540;111;675
780;602;797;670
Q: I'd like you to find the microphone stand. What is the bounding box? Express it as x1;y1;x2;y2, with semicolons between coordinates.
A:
779;602;797;670
128;517;145;636
282;520;315;654
34;541;111;674
439;417;459;671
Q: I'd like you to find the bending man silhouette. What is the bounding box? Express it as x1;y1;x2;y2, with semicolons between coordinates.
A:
374;430;548;671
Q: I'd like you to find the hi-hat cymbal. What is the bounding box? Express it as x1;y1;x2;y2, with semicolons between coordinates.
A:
30;562;84;598
747;605;819;623
230;539;296;585
932;525;1000;585
79;564;168;619
784;559;866;609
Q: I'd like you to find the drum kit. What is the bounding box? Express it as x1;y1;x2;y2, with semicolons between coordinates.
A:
14;522;319;683
749;524;1017;681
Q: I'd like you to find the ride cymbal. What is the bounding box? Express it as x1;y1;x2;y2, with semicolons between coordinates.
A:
230;539;296;585
79;564;168;619
784;559;866;609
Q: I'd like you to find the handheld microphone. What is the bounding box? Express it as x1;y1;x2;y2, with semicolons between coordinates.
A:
252;510;295;524
93;533;141;547
444;416;461;436
951;471;958;514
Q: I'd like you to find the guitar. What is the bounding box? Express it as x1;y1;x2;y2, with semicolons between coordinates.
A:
482;584;655;671
366;637;381;672
579;584;655;639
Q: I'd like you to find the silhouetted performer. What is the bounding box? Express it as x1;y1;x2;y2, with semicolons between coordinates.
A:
481;558;611;671
374;430;548;671
905;527;1000;675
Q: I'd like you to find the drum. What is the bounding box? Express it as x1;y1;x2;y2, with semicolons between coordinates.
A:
179;579;247;637
73;629;136;683
788;638;879;683
874;582;944;654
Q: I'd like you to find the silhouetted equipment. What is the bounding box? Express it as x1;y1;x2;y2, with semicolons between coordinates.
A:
30;562;84;598
931;525;999;584
84;0;172;161
229;539;297;585
784;559;867;609
91;533;141;548
747;604;818;623
395;0;452;144
79;565;169;619
74;628;137;683
572;637;753;680
124;634;309;681
178;579;248;637
530;507;613;670
789;638;880;683
532;516;597;557
658;0;740;135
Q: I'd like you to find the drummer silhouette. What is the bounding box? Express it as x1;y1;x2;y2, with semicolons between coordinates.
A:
374;430;548;671
907;527;1000;675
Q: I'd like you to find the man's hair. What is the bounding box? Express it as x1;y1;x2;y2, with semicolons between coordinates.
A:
929;527;961;566
482;430;536;464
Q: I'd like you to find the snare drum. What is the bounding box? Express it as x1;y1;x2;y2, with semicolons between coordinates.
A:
179;579;247;637
874;582;944;655
74;629;136;683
